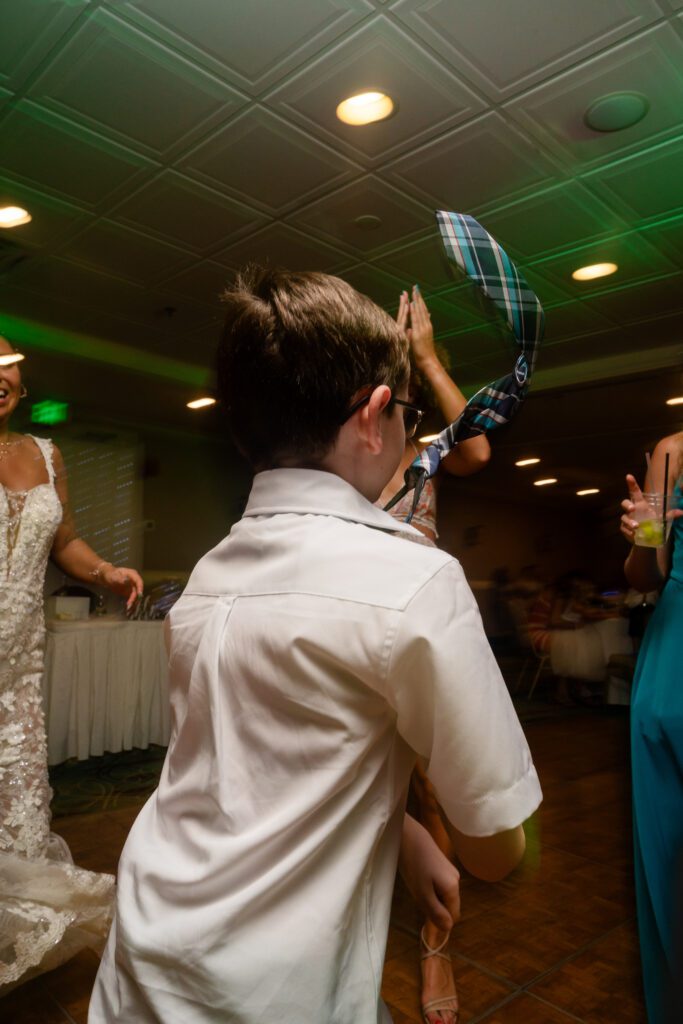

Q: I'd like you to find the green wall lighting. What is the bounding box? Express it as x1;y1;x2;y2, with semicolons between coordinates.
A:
31;400;69;425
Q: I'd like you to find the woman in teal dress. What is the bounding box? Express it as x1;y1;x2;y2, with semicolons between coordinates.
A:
621;432;683;1022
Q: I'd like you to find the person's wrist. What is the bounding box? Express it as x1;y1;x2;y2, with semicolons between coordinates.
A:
90;560;113;582
413;352;441;375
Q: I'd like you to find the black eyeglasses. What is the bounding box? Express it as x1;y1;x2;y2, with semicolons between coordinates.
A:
342;391;424;439
391;398;424;439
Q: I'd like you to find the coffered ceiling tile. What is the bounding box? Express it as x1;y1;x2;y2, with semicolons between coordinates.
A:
385;112;561;213
0;178;92;250
339;263;406;309
112;171;269;254
530;234;677;297
7;255;154;317
378;233;458;291
0;101;156;210
434;332;501;372
180;107;360;214
181;320;223;358
160;261;231;307
584;136;683;222
478;182;629;260
581;272;683;325
213;223;352;273
0;1;84;91
27;8;247;159
60;221;192;285
514;267;573;307
391;0;662;101
116;0;374;94
505;23;683;168
642;214;683;263
0;293;172;359
286;176;431;255
426;293;488;339
542;300;617;343
268;20;486;163
2;256;217;353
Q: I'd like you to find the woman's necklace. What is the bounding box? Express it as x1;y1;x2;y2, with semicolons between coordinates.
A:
0;437;23;463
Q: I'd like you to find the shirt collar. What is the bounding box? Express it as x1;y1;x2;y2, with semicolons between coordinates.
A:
243;468;424;540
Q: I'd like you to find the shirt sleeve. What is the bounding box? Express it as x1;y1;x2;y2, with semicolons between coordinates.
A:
384;559;542;837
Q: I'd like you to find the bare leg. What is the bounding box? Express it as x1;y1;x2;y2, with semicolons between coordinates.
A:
412;763;459;1023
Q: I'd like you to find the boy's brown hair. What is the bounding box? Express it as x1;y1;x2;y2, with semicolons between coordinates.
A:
218;266;409;468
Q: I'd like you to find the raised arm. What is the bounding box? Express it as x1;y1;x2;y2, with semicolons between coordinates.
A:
50;444;143;609
398;286;490;476
622;435;682;592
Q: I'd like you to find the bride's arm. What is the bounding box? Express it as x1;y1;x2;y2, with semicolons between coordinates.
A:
49;445;143;609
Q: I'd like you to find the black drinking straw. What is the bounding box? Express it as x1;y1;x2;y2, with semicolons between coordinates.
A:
663;451;670;541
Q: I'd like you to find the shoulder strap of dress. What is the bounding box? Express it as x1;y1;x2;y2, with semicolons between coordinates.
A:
29;435;56;484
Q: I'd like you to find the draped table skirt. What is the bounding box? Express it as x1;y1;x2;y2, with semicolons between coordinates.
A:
43;619;171;766
550;616;632;684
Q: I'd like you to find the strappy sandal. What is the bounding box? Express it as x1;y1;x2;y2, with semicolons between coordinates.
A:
420;926;459;1023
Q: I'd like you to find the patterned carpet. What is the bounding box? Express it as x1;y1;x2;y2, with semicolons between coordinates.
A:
49;745;167;818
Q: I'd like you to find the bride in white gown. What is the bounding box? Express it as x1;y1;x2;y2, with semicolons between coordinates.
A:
0;337;143;991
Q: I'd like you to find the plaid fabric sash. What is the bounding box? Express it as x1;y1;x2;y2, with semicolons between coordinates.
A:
384;211;544;520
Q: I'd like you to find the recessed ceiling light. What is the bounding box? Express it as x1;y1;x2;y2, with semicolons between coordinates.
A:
515;457;540;467
572;263;618;282
0;205;31;227
584;92;649;133
534;478;558;487
187;397;216;410
666;396;683;406
577;488;600;496
0;351;25;366
418;433;440;443
336;91;394;126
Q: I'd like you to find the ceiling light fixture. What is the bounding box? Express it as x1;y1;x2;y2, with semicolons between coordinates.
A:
572;263;618;282
187;397;216;410
0;205;32;228
584;92;649;133
577;488;600;496
666;396;683;406
534;478;558;487
336;91;394;126
0;351;25;367
515;457;540;467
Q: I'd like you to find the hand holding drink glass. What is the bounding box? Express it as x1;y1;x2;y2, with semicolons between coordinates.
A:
621;474;683;547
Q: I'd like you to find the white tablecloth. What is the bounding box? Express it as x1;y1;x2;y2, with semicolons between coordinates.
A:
43;618;171;765
550;616;632;683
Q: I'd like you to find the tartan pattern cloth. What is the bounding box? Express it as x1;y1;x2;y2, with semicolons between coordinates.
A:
385;211;544;519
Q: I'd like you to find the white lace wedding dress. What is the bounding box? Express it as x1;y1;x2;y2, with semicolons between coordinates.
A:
0;435;115;991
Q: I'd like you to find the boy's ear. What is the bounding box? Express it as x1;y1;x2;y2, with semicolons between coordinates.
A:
358;385;392;455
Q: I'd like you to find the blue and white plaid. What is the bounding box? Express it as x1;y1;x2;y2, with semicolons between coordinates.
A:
385;211;544;519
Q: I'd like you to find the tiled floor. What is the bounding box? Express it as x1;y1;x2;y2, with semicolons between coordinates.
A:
3;708;645;1023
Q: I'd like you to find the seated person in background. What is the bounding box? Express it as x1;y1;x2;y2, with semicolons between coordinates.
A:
528;572;623;703
89;267;542;1024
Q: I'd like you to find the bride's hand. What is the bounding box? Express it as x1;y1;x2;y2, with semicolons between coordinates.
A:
101;564;144;609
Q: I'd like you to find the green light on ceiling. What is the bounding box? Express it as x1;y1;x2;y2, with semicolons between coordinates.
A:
31;400;69;425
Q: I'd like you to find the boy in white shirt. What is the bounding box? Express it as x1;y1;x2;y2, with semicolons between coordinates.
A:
89;267;541;1024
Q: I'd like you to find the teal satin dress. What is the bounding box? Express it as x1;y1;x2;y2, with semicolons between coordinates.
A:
631;483;683;1022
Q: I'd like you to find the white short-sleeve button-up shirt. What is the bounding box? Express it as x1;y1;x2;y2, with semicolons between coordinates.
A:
90;469;541;1024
